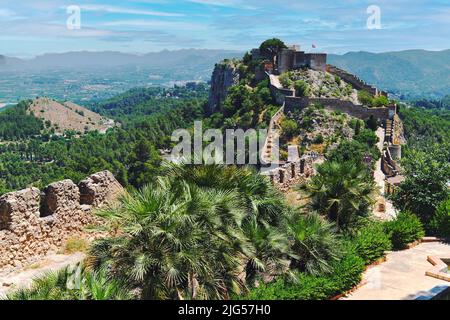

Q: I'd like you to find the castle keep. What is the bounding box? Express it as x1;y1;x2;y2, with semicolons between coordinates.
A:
252;44;328;73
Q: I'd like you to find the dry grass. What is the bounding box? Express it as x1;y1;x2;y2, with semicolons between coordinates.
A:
59;236;90;255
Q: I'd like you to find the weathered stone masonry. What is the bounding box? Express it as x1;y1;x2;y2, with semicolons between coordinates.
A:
0;170;124;270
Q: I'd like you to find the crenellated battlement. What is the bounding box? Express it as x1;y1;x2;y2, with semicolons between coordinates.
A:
0;171;124;270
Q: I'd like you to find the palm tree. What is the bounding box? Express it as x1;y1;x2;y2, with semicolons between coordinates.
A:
6;264;131;300
241;218;291;286
162;162;286;226
285;212;342;275
88;178;249;300
88;164;293;299
299;161;375;232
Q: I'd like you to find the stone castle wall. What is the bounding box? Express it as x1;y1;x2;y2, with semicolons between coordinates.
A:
262;156;316;192
326;65;388;97
285;96;393;121
0;170;124;270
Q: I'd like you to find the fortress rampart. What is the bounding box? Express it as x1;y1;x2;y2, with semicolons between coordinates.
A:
326;65;388;97
284;96;395;121
0;170;124;270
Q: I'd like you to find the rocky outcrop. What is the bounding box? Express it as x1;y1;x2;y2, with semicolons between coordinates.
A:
207;61;240;114
0;171;124;270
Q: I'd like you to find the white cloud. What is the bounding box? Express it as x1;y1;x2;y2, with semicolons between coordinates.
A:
0;8;25;21
102;19;206;31
81;4;184;17
187;0;256;10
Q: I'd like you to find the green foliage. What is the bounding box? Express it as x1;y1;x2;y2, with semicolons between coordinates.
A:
392;145;450;229
372;95;389;108
346;221;391;265
300;161;375;231
89;164;292;300
399;106;450;147
91;86;208;121
365;115;378;131
428;198;450;238
354;129;379;147
294;80;310;97
279;72;293;89
0;87;206;194
286;213;342;275
385;211;425;250
280;119;299;139
6;264;131;300
312;134;324;145
358;91;374;106
327;139;380;168
242;250;364;300
0;100;44;140
259;38;287;62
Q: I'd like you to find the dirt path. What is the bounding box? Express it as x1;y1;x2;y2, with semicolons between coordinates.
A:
0;252;86;298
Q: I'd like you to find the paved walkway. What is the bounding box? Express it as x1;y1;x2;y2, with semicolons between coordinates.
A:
343;242;450;300
269;74;283;89
0;252;85;298
373;127;397;220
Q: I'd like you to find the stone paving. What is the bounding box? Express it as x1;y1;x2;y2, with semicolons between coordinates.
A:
343;242;450;300
373;127;397;220
0;252;85;298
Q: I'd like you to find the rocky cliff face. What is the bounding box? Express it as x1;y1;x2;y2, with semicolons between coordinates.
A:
207;61;240;114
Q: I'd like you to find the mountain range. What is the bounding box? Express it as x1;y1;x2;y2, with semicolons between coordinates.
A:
0;49;243;70
1;48;449;100
328;49;450;100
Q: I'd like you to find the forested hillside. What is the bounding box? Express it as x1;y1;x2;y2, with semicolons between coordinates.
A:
0;86;207;194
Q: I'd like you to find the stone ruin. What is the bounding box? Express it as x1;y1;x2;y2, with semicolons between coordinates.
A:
262;156;316;192
0;170;124;270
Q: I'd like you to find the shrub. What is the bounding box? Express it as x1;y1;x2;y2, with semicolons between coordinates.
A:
347;221;391;265
428;198;450;238
312;134;324;144
385;211;425;250
354;129;379;147
281;118;299;138
241;251;365;300
279;72;293;88
294;80;310;97
372;95;389;108
358;90;373;106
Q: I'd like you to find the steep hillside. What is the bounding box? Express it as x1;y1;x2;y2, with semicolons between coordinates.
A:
28;98;115;134
328;50;450;99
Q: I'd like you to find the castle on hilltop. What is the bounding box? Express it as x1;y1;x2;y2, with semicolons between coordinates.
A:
251;44;327;73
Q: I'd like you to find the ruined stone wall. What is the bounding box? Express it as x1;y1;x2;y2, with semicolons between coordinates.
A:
285;96;391;121
263;156;316;192
381;149;401;178
0;171;124;270
326;65;388;97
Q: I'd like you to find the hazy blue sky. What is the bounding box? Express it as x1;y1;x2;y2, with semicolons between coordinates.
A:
1;0;449;57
